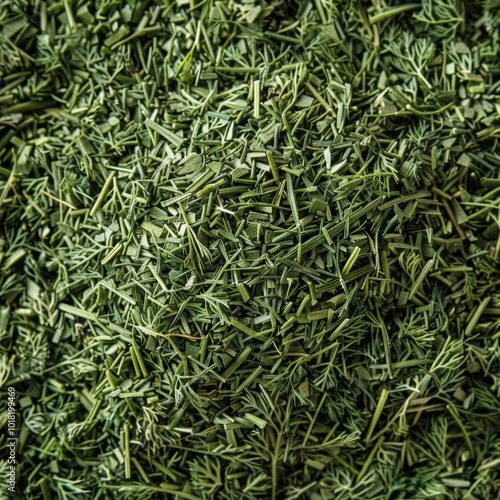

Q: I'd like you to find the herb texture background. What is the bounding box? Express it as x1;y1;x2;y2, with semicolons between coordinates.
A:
1;0;500;498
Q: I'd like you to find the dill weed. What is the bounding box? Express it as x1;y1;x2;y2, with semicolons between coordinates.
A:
1;1;500;499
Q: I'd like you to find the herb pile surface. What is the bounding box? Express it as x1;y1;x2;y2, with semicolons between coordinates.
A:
1;1;500;498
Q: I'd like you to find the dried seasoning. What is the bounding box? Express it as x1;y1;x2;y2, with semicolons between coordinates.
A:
1;1;500;499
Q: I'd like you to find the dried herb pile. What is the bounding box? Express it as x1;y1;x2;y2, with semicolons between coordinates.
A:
1;0;500;498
